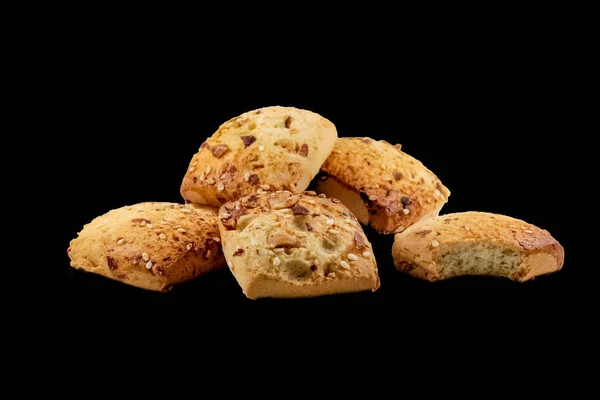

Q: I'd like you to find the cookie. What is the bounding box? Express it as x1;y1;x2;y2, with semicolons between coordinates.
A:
392;212;564;282
316;137;450;234
217;191;380;299
68;202;226;292
181;106;338;207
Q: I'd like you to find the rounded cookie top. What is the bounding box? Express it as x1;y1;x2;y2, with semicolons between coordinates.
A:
181;106;338;207
68;202;225;292
217;191;379;296
319;137;450;233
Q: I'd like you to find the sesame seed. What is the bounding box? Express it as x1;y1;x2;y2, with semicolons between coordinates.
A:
259;145;265;151
96;223;104;228
394;226;406;233
159;233;166;240
261;184;270;190
345;218;353;224
348;253;358;261
332;199;341;203
267;250;275;256
220;213;231;219
329;229;339;234
205;166;211;174
273;248;285;253
206;250;212;258
178;228;187;233
308;200;316;204
273;257;281;266
191;161;197;166
146;261;153;269
369;195;378;201
435;190;442;198
189;166;196;172
207;178;215;185
142;252;150;261
251;239;258;246
284;214;293;219
326;219;335;226
521;226;528;230
431;240;439;247
146;223;154;228
140;221;147;226
182;209;192;213
244;172;250;182
199;173;205;181
217;182;225;191
362;251;371;257
335;150;342;154
257;189;265;194
524;229;534;234
228;261;233;269
403;209;410;215
465;226;471;231
186;243;193;251
117;238;125;245
340;261;350;270
213;237;220;242
160;220;167;225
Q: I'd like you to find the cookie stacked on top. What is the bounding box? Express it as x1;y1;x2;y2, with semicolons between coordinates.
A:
68;105;563;298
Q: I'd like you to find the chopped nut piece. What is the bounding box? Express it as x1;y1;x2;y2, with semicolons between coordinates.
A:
241;135;256;148
210;144;229;158
268;232;298;248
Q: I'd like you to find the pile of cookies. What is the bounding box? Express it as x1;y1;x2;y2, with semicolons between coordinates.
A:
68;106;564;298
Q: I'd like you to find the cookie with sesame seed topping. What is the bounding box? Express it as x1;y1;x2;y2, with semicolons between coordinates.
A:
181;106;338;207
316;137;450;234
67;202;226;292
217;191;379;299
392;212;564;282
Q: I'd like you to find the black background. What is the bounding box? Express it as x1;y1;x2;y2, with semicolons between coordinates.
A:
39;21;588;344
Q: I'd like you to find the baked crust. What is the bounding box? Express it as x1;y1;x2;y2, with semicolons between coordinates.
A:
68;202;226;292
217;191;380;299
392;212;564;282
317;137;450;234
181;106;337;207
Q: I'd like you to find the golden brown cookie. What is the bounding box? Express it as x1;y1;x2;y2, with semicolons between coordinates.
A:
181;106;338;207
392;212;564;282
217;191;380;299
68;202;226;292
316;137;450;234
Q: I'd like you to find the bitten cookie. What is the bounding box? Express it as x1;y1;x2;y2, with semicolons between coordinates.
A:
68;202;226;292
181;106;338;207
316;137;450;234
217;191;380;299
392;212;564;282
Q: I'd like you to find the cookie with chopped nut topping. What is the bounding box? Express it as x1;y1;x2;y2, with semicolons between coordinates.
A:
316;137;450;234
68;202;226;292
392;212;564;282
181;106;338;207
217;191;379;299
